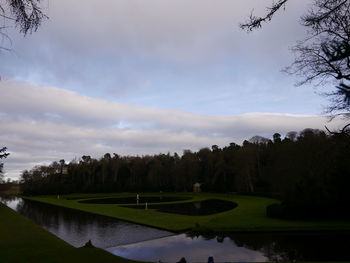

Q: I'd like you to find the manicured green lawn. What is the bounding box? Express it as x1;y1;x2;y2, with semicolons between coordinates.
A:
0;203;141;263
23;193;350;232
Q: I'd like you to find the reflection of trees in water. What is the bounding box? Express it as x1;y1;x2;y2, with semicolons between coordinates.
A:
14;199;171;248
127;199;238;216
235;232;350;261
16;199;124;240
187;231;350;262
80;196;189;204
9;199;350;261
229;234;297;262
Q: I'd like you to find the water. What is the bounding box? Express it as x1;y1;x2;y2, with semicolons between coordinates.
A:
107;234;267;262
107;231;350;262
1;196;350;262
79;196;190;204
124;199;237;216
0;196;173;248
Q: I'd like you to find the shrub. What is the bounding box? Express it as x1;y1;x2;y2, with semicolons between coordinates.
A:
266;202;350;220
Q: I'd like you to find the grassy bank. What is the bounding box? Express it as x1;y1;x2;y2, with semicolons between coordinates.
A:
0;202;140;263
23;193;350;232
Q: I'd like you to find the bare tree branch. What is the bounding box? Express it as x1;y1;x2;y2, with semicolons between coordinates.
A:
325;122;350;137
241;0;350;116
240;0;289;31
0;0;47;51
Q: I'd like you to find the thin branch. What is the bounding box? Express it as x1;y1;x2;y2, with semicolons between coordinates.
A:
240;0;289;31
325;122;350;138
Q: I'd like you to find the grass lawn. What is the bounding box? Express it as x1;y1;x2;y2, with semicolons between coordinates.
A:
23;193;350;232
0;202;141;263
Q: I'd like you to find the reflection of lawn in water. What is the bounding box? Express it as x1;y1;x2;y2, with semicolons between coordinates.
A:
23;193;350;233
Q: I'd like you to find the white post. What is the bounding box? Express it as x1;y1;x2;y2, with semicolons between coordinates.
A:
145;202;148;210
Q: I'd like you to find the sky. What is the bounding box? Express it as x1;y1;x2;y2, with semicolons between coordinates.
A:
0;0;347;180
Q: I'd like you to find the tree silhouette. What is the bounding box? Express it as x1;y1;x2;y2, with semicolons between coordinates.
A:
0;0;46;51
240;0;288;31
241;0;350;116
19;129;350;219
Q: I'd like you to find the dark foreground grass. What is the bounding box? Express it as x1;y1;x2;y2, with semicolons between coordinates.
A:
0;203;140;263
24;193;350;233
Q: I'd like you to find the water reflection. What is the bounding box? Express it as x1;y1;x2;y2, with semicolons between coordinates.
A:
125;199;237;216
0;195;19;210
107;234;267;262
0;196;173;248
109;231;350;262
1;196;350;262
227;232;350;262
80;196;190;204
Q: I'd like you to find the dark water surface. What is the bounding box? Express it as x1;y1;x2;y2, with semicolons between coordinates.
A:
107;231;350;262
1;196;350;262
79;196;189;204
124;199;237;216
0;196;173;248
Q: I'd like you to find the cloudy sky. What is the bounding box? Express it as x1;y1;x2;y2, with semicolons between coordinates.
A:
0;0;347;179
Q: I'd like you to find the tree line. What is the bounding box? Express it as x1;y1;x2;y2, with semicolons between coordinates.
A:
20;128;350;218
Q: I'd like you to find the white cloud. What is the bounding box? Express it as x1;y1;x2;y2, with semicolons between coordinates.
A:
0;0;319;116
0;80;346;180
0;0;340;180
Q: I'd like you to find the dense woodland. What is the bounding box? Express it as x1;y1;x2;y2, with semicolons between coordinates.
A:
19;128;350;219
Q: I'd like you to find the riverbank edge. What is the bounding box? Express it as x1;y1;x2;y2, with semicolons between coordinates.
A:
0;202;143;263
21;193;350;233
